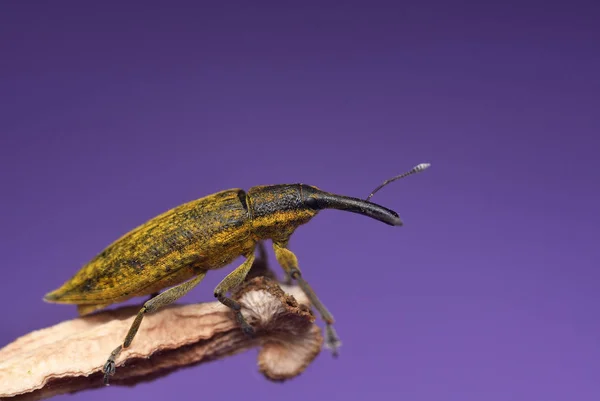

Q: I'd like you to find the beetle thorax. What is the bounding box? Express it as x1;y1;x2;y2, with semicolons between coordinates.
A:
247;184;318;241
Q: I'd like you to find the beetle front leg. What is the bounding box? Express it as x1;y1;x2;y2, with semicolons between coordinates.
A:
214;252;256;336
272;241;342;356
102;271;206;385
264;241;292;285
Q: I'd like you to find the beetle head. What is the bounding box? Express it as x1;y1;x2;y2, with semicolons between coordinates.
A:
301;185;403;226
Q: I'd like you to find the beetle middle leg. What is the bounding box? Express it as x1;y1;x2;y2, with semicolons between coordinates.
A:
102;271;207;385
273;241;342;356
214;252;256;336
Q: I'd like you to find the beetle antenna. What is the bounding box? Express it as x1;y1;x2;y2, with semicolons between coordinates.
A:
365;163;431;201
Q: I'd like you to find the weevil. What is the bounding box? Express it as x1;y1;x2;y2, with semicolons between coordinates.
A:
44;163;430;384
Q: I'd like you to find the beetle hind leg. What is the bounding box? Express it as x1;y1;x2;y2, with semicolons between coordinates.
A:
102;271;207;385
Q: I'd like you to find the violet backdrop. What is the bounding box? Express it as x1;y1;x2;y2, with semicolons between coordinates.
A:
1;1;599;400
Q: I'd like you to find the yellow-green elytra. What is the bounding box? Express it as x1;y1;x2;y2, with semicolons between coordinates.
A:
44;163;430;385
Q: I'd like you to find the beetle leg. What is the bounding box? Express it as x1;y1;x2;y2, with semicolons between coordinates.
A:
256;240;292;284
256;240;268;263
214;252;256;336
102;271;207;385
273;241;342;356
282;272;293;286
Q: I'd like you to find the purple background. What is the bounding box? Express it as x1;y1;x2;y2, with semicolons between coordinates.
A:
1;1;599;400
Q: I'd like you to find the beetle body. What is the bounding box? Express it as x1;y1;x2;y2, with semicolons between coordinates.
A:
44;185;321;313
42;166;428;385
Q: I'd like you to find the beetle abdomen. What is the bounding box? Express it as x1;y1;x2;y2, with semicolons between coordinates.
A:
44;189;254;305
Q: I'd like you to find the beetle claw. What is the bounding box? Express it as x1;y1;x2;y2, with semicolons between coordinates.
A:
102;360;116;385
234;309;255;337
324;324;341;357
242;323;255;337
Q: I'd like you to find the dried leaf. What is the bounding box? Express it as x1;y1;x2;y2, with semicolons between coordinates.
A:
0;277;323;401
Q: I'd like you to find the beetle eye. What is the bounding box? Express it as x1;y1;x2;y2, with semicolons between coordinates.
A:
305;197;319;210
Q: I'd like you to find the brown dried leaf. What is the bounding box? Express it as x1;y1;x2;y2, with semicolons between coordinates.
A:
0;277;323;401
